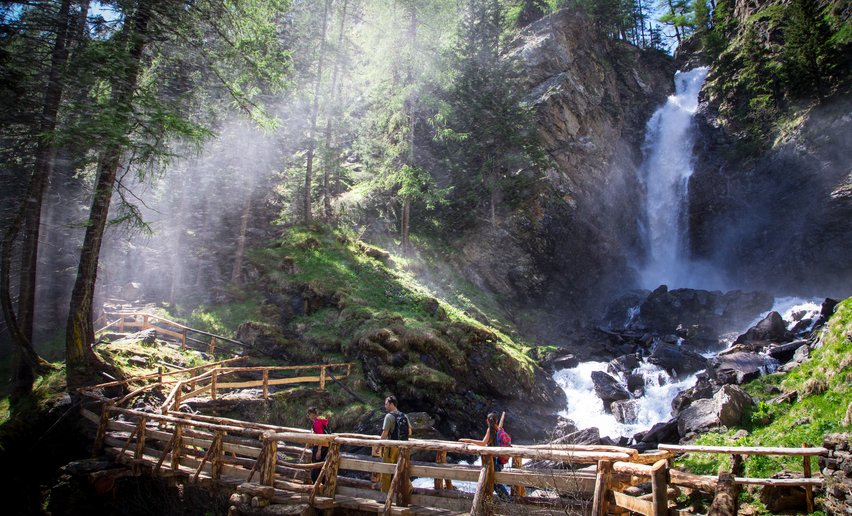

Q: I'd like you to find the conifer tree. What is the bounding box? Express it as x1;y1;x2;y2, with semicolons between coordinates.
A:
782;0;833;101
442;0;543;228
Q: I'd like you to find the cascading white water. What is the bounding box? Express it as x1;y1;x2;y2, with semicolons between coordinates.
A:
637;67;722;290
552;361;697;440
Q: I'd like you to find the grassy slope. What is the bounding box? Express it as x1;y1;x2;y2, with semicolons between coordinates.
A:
161;226;546;428
678;297;852;511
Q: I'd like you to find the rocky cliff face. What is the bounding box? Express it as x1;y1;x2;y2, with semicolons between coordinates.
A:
451;10;675;340
686;0;852;298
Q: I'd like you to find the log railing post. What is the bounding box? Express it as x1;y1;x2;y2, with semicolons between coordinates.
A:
511;456;525;497
472;455;495;516
119;316;125;332
181;329;187;350
93;401;113;456
157;366;163;384
133;416;147;475
209;335;215;355
398;448;411;507
261;437;278;487
211;371;217;401
171;424;183;472
803;443;813;513
143;314;149;330
592;460;612;516
321;442;341;498
384;445;408;515
434;450;453;490
320;366;327;390
262;369;269;400
651;459;669;515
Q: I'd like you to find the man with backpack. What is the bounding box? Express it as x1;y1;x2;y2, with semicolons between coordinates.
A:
378;395;411;492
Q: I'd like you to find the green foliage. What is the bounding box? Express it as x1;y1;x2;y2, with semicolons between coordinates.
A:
781;0;834;100
184;299;265;337
678;297;852;495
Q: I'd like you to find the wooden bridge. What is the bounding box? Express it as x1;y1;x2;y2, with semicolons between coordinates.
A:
77;396;827;515
80;315;828;515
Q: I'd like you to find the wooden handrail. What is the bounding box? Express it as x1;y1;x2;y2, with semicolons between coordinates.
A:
89;405;831;516
659;444;828;456
103;311;246;346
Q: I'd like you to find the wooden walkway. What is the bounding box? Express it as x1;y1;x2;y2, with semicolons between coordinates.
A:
79;320;828;515
78;399;828;515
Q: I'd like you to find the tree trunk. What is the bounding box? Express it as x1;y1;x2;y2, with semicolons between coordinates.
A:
400;3;417;254
321;0;349;222
0;0;73;396
65;2;152;389
303;0;331;225
231;193;252;287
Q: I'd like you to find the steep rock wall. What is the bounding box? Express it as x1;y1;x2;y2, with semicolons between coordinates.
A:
452;10;675;338
686;0;852;297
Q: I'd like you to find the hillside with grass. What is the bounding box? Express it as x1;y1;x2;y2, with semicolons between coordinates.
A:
162;227;565;441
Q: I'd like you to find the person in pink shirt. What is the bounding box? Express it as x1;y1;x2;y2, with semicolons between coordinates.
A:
307;406;329;482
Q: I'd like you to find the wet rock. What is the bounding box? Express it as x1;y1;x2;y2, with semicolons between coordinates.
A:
552;426;600;445
647;342;708;376
710;351;772;384
767;339;808;363
677;385;752;436
611;399;640;424
636;287;774;342
641;418;679;444
626;373;645;395
671;374;715;416
591;371;631;409
734;311;792;344
607;353;641;375
551;417;579;439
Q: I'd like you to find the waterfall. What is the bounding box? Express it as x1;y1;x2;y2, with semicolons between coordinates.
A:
637;67;723;290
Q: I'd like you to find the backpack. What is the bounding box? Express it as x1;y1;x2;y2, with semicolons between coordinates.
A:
495;428;511;465
391;411;409;441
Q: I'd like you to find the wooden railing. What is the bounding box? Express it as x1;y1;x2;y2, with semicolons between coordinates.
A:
79;362;353;411
95;311;246;354
80;403;829;516
159;363;353;413
659;443;826;513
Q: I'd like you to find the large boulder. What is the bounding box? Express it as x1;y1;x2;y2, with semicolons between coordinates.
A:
677;384;753;436
648;342;709;376
715;385;754;427
734;311;791;344
635;287;774;342
710;351;774;384
591;371;631;409
671;374;716;416
767;339;809;363
607;353;641;375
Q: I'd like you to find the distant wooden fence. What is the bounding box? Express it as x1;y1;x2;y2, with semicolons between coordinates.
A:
79;362;353;411
95;311;245;354
159;363;353;413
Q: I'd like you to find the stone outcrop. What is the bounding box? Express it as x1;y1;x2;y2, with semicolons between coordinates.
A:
451;9;675;341
635;286;774;342
686;0;852;299
677;384;753;436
